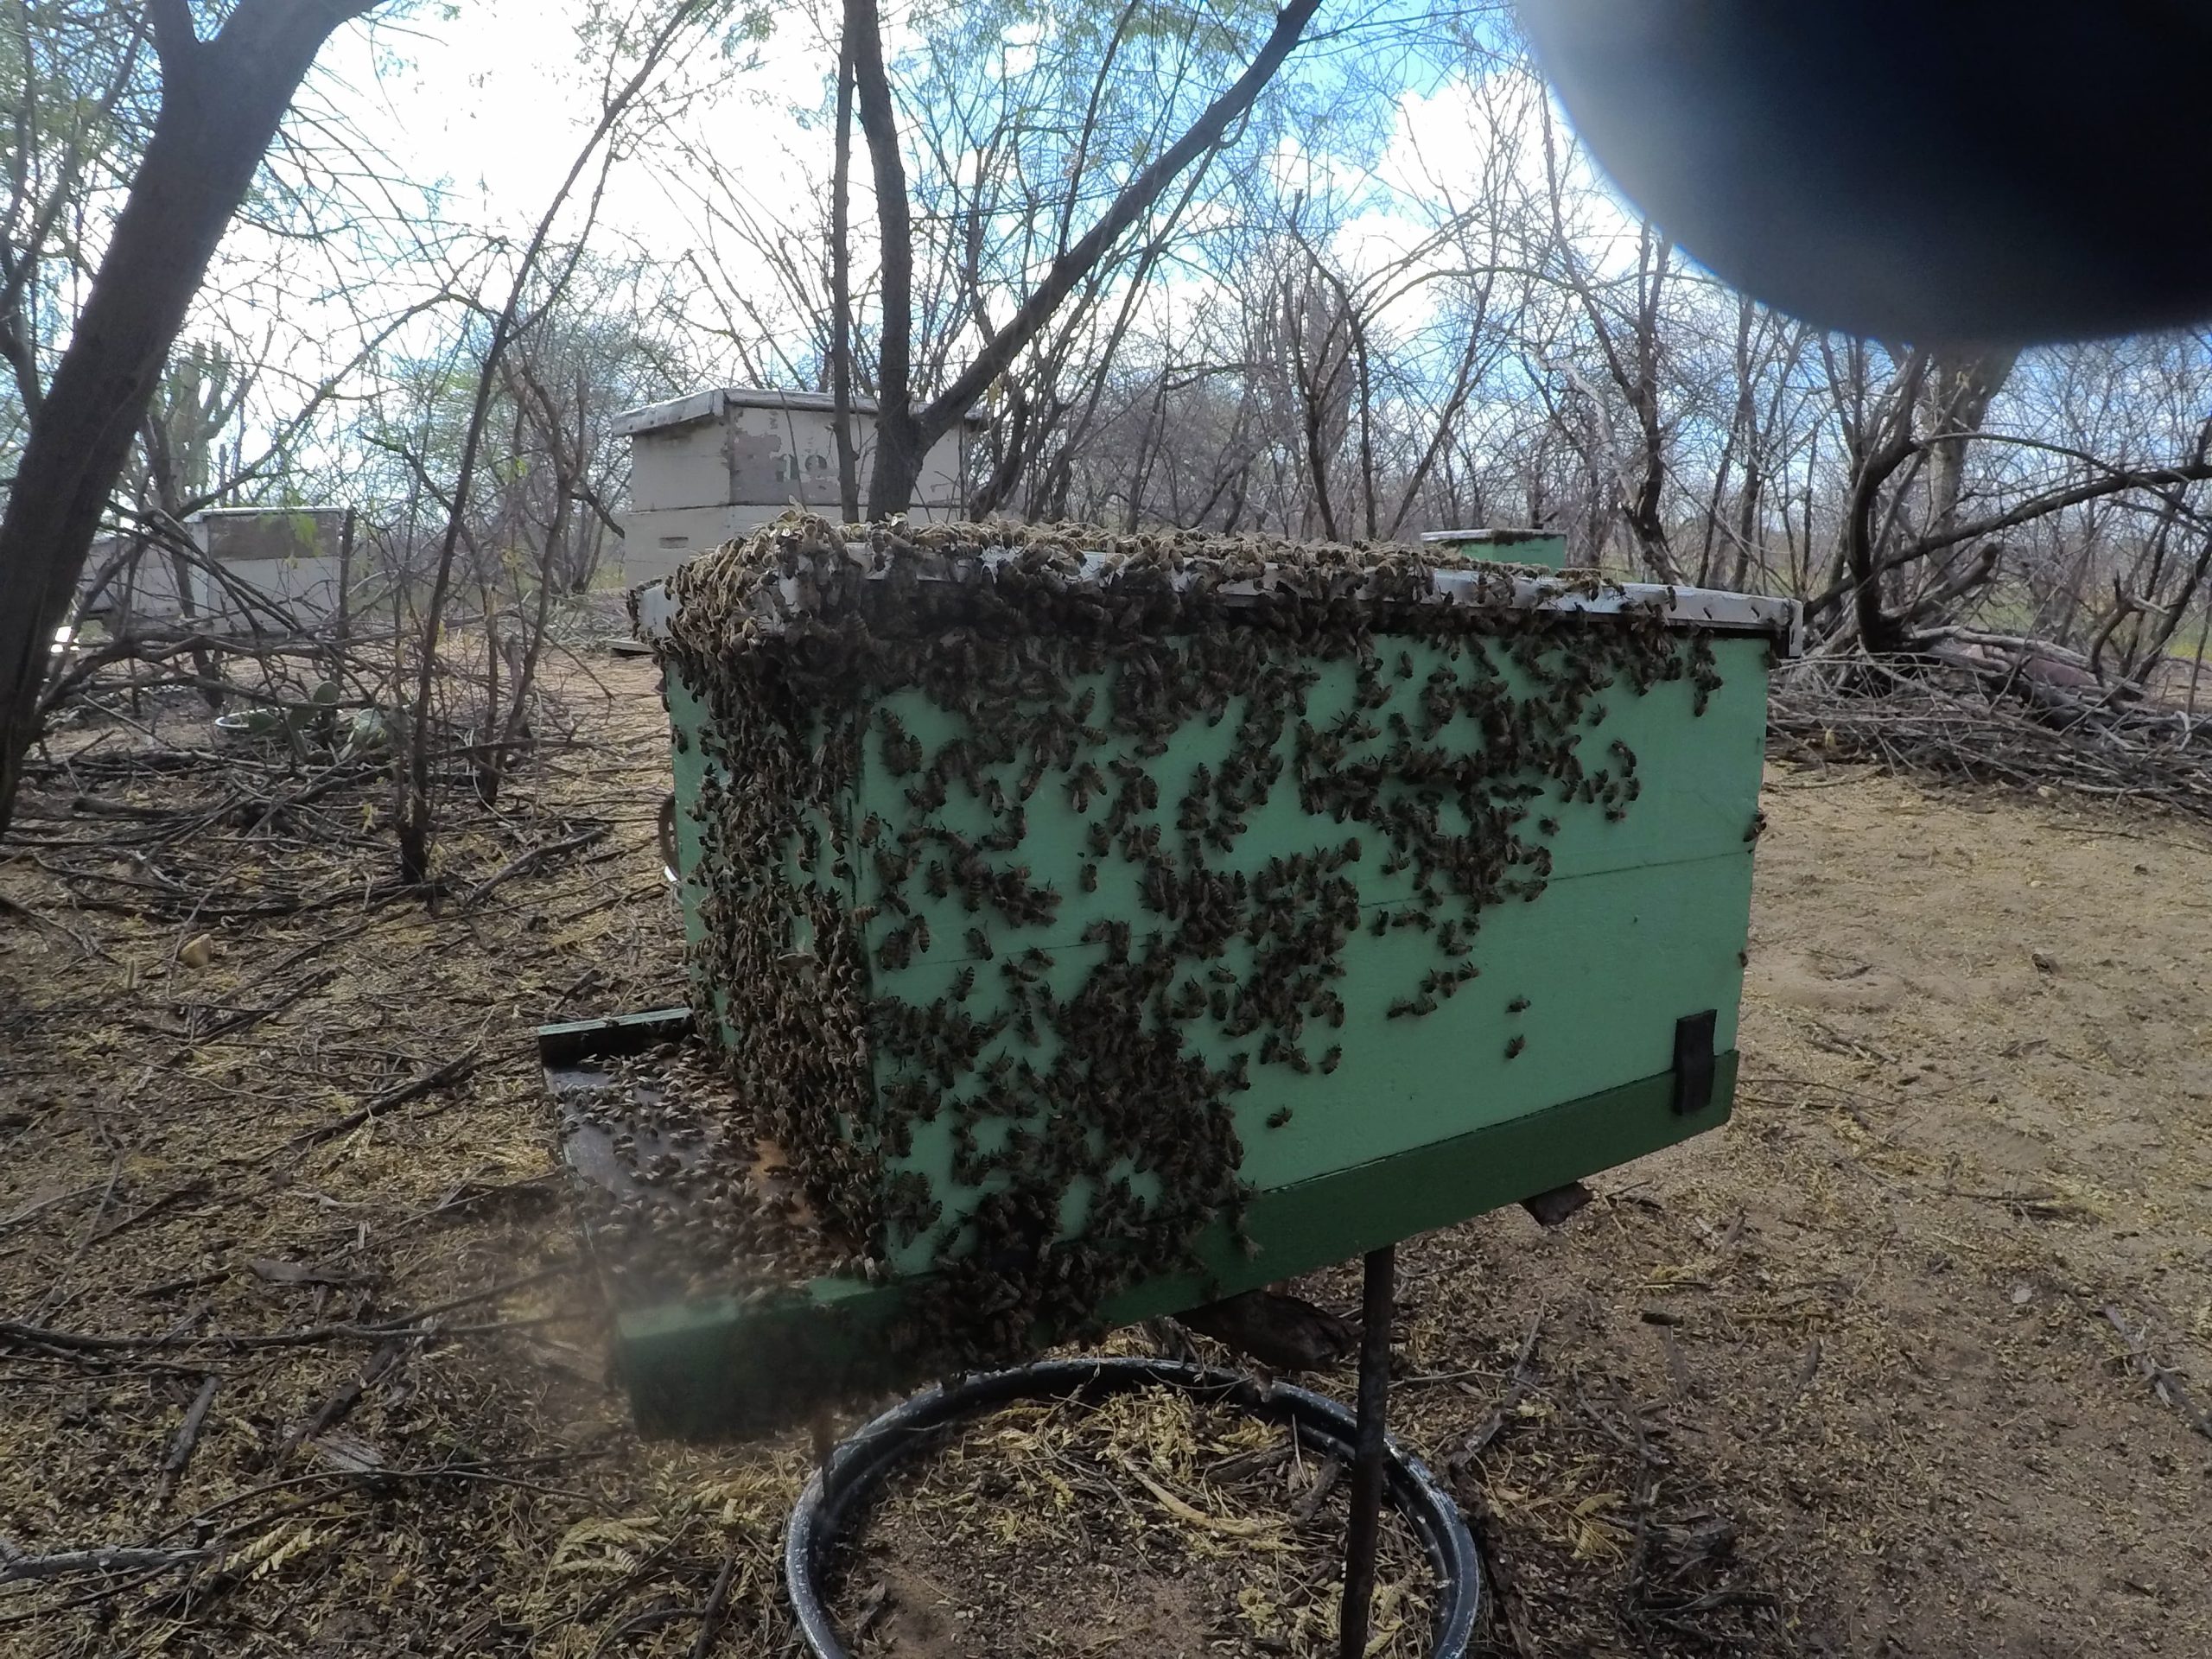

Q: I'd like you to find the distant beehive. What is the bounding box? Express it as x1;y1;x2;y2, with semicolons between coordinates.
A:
615;388;981;588
77;508;351;634
188;507;352;632
1422;527;1568;569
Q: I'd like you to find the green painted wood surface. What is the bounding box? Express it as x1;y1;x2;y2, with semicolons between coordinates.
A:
613;1051;1735;1439
876;850;1750;1266
654;619;1769;1330
825;632;1767;1269
1427;530;1568;569
858;640;1764;928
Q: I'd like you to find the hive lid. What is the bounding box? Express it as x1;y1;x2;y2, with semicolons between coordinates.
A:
632;527;1802;659
613;386;992;439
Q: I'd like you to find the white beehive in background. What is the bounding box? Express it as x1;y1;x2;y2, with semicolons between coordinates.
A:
75;508;352;635
615;388;979;588
188;507;352;632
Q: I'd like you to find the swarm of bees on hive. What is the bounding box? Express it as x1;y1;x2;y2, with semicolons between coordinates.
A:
557;1041;857;1303
635;512;1723;1367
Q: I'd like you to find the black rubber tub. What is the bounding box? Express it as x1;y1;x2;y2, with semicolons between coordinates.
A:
785;1355;1481;1657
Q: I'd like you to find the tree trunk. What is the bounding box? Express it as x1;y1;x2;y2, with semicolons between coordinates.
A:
0;0;378;841
845;0;920;520
829;26;861;523
395;0;703;885
848;0;1320;518
1841;354;1927;654
336;506;356;642
1921;347;2018;537
140;412;222;708
970;380;1030;519
1619;226;1679;582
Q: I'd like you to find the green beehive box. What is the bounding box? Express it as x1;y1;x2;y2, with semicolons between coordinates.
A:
615;517;1796;1435
1421;527;1568;569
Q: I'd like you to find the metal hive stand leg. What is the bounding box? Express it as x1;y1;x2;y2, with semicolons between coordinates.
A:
1339;1243;1395;1659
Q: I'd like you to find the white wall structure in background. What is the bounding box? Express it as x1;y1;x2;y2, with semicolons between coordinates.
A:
77;533;188;629
73;509;354;635
188;507;353;633
616;388;979;587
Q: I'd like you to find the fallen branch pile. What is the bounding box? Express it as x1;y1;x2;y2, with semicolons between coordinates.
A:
1770;650;2212;820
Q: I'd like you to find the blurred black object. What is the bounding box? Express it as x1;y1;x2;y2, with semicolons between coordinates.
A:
1178;1287;1358;1372
1519;1180;1592;1229
1519;0;2212;343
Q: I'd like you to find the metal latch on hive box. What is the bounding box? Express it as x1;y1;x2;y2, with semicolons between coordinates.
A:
1673;1010;1718;1115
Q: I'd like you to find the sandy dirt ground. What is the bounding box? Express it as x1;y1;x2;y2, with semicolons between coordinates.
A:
2;655;2208;1657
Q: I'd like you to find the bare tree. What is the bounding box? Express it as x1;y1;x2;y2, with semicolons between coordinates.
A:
392;0;733;882
0;0;383;841
829;21;861;519
845;0;1323;518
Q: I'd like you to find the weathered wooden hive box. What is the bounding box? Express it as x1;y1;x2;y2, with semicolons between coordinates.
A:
611;514;1796;1434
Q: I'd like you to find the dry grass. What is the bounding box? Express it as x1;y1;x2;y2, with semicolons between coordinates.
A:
3;659;2209;1656
837;1377;1439;1659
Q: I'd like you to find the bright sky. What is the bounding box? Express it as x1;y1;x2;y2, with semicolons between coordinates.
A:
265;0;1641;390
316;1;817;251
